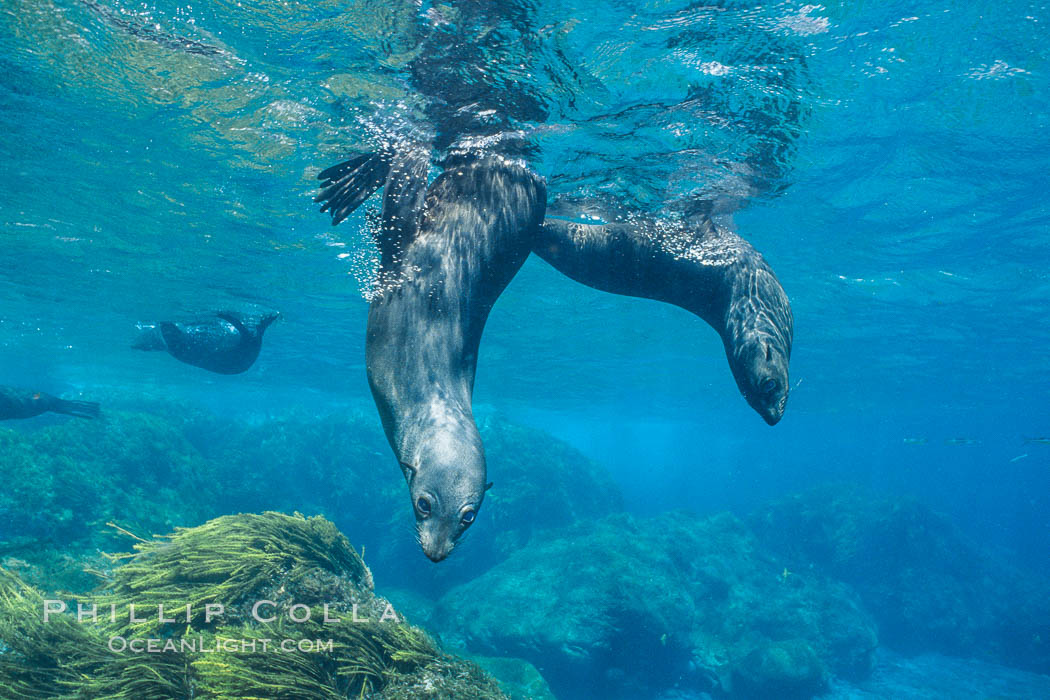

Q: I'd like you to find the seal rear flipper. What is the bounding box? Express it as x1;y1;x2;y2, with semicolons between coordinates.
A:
257;310;281;333
316;152;391;225
50;399;101;420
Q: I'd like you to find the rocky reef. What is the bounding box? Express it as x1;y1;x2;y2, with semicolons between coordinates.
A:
4;406;1050;699
434;512;878;699
0;407;621;597
0;512;506;699
749;485;1050;675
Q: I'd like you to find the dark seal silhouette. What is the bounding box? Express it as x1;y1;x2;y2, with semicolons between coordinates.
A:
0;387;100;420
133;310;279;375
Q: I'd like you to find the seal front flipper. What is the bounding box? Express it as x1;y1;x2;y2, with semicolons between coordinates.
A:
316;152;392;225
157;321;184;350
0;387;100;421
374;150;430;274
48;397;101;419
215;311;251;336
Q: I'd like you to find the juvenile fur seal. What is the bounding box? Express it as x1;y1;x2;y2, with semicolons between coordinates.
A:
316;153;792;560
317;162;791;565
0;386;100;420
535;201;793;424
132;310;279;375
318;151;545;561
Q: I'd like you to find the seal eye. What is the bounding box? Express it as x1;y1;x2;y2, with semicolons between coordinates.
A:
461;509;476;525
761;378;777;394
416;497;431;516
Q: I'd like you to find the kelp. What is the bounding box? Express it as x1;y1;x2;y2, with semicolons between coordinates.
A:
0;512;505;699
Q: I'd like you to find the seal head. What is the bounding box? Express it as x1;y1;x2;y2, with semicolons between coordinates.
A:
725;260;793;425
729;334;791;425
401;428;488;562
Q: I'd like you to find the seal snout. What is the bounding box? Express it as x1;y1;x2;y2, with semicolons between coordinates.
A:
424;548;450;563
764;392;789;425
420;534;454;563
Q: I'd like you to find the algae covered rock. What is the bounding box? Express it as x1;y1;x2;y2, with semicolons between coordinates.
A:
0;512;507;699
470;655;558;700
434;512;876;699
0;405;621;600
0;411;217;547
731;639;826;700
749;485;1050;674
202;413;623;594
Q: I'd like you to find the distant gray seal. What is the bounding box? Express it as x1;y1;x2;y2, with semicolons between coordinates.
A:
318;151;545;561
535;201;793;424
315;153;791;561
132;310;280;375
0;386;100;420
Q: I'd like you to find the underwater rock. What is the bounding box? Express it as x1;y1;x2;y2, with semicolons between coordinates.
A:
731;639;827;700
208;413;623;593
0;512;508;699
470;654;559;700
748;485;1050;674
0;410;218;552
434;512;877;700
824;647;1050;699
0;405;620;600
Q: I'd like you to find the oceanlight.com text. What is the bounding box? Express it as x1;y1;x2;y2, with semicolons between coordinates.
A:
107;635;335;654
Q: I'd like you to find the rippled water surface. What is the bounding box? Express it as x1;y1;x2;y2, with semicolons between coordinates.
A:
2;0;1049;616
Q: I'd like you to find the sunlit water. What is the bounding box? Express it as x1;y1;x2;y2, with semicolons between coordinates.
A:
1;0;1049;693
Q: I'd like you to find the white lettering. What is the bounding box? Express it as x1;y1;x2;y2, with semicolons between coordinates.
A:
43;600;67;623
251;600;277;623
288;604;311;623
204;603;224;623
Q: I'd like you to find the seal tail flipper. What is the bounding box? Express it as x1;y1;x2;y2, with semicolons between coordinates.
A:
257;311;281;333
316;153;391;225
50;399;101;419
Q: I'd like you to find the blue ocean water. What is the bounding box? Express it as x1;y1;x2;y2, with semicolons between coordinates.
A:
1;1;1049;698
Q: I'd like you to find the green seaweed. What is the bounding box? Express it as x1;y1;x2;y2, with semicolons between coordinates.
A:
0;512;506;699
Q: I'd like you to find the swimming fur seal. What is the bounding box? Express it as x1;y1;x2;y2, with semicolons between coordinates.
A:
535;201;793;424
315;155;791;559
0;386;100;420
318;151;545;561
132;310;280;375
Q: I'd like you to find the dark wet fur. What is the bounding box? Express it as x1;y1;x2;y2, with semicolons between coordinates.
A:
135;311;279;375
0;387;100;421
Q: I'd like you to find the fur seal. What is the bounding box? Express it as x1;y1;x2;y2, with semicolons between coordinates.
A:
315;155;791;560
0;386;100;420
132;310;280;375
317;151;545;561
535;201;793;424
